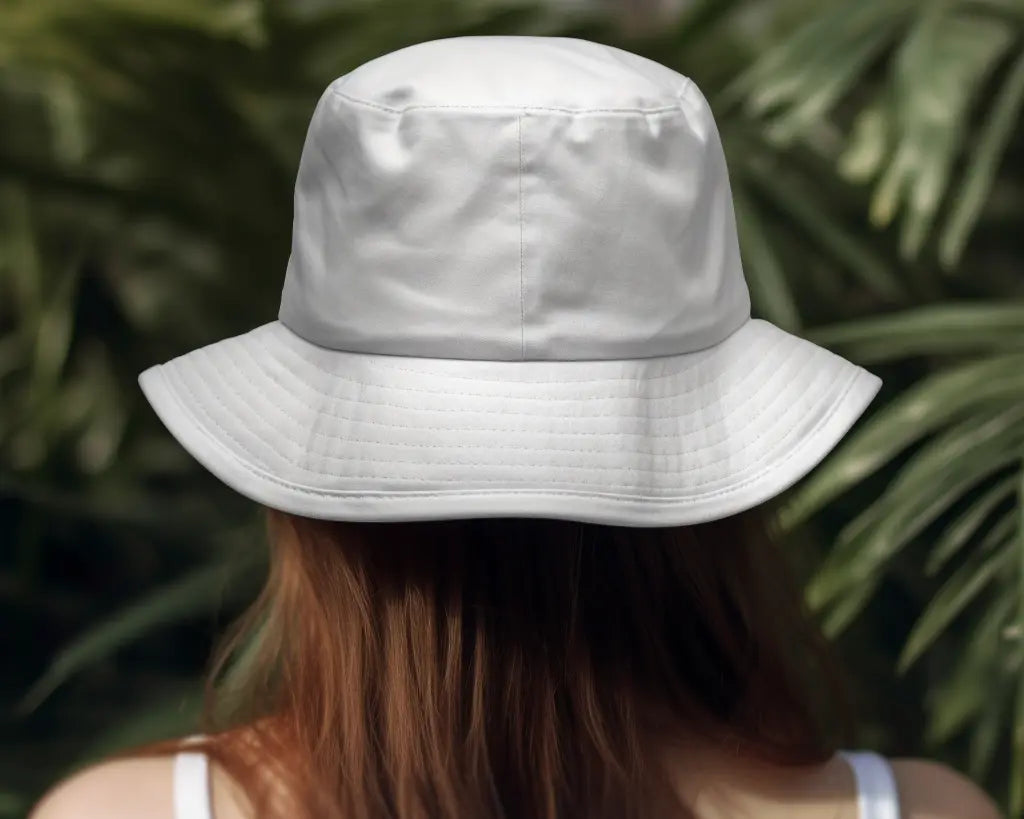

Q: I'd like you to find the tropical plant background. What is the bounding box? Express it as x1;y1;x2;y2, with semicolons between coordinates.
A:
2;0;1023;815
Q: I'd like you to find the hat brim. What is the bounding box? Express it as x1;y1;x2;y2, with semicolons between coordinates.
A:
138;318;880;527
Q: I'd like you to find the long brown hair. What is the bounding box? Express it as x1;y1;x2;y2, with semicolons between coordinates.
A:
131;501;851;819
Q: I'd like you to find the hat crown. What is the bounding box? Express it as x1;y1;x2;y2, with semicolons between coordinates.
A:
339;36;686;111
279;36;751;361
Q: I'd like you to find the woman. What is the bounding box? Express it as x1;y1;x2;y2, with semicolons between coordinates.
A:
32;36;1000;819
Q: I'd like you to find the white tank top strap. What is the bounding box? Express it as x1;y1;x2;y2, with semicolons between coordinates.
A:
169;740;898;819
838;749;901;819
173;735;213;819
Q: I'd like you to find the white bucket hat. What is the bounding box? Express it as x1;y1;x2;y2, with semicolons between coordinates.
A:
139;35;882;527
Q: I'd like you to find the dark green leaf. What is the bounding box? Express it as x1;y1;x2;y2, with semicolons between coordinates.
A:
899;542;1014;673
926;476;1016;575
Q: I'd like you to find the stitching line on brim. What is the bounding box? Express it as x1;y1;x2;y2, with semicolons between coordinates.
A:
149;361;867;503
266;315;767;386
246;325;796;405
204;337;831;467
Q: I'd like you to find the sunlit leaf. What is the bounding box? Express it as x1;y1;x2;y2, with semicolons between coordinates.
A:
940;50;1024;269
806;302;1024;364
839;101;889;182
880;7;1014;257
807;402;1024;605
762;22;898;145
724;0;913;115
782;352;1024;528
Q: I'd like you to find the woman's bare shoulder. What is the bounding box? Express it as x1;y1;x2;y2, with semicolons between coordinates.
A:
30;742;254;819
29;756;178;819
890;757;1003;819
28;745;1003;819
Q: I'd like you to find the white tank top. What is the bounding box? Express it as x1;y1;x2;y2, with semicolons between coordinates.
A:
172;747;901;818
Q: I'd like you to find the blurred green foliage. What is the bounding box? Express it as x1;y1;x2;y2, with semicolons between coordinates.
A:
2;0;1024;815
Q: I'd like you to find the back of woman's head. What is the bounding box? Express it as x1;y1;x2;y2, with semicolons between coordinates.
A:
181;503;847;819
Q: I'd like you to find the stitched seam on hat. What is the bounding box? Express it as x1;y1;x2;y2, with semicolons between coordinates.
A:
330;88;685;116
163;365;276;473
228;335;808;441
518;114;525;360
675;76;696;105
166;351;849;484
268;317;770;391
201;339;837;471
153;361;867;501
248;327;795;404
370;305;754;380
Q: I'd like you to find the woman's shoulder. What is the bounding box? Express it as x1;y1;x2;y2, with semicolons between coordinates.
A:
889;757;1003;819
29;739;252;819
806;753;1000;819
28;746;1003;819
669;741;1002;819
29;755;179;819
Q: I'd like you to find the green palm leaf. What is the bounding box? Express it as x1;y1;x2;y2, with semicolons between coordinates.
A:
783;350;1024;529
899;539;1015;673
940;50;1024;268
807;402;1024;610
18;546;264;714
806;302;1024;364
926;593;1016;743
926;475;1016;575
733;185;802;331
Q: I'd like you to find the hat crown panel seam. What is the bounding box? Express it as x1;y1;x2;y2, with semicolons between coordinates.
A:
517;113;526;361
328;86;689;117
